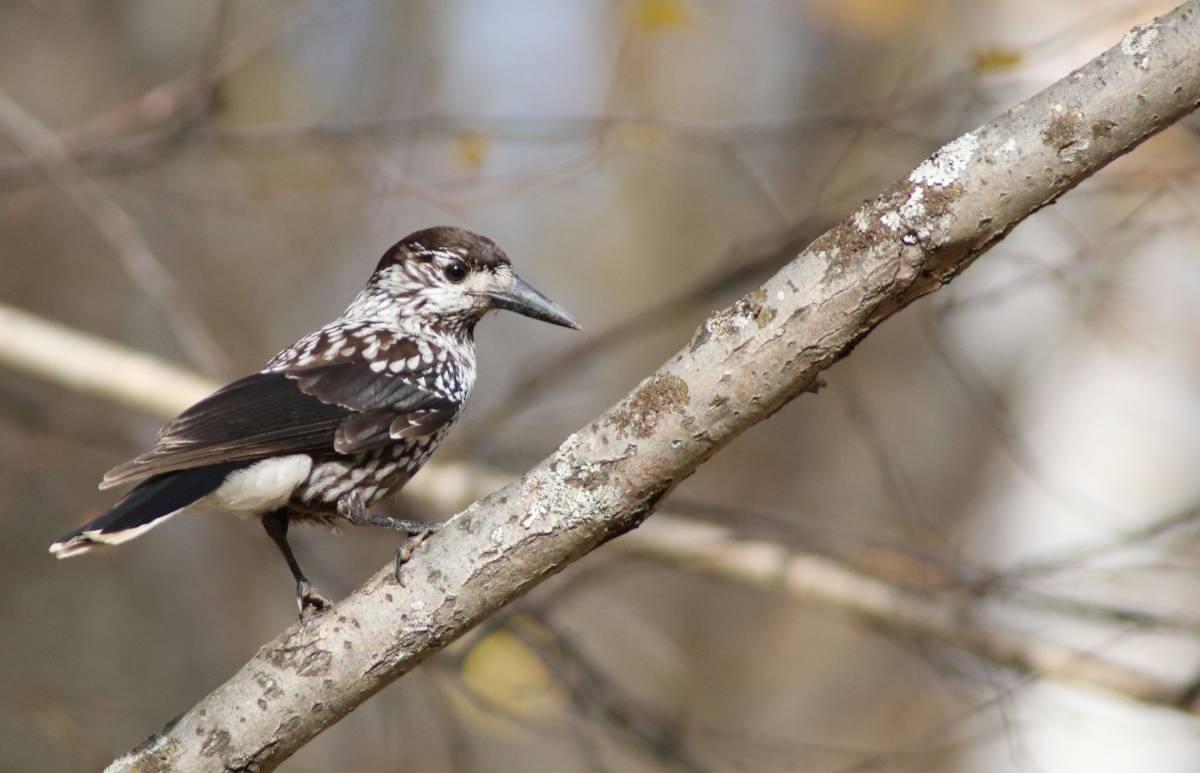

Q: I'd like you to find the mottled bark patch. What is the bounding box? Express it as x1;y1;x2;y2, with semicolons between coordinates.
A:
739;288;777;328
909;132;978;187
829;174;963;260
200;729;230;758
254;671;284;709
606;375;690;438
599;484;672;544
1092;119;1117;140
1121;22;1158;70
690;289;777;350
1043;103;1089;162
122;736;178;773
808;137;971;281
276;716;302;736
266;633;333;677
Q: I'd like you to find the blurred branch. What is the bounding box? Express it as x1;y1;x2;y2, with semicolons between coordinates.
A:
439;595;706;772
509;615;705;773
617;517;1189;710
0;0;1138;190
468;219;832;438
0;0;322;184
0;304;212;418
1008;500;1200;580
0;113;860;186
0;2;321;372
0;88;230;375
0;2;1187;767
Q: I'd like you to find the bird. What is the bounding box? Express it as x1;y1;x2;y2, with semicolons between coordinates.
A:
50;226;579;615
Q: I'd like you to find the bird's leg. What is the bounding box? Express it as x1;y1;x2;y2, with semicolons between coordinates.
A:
337;490;434;533
336;492;442;585
262;509;331;618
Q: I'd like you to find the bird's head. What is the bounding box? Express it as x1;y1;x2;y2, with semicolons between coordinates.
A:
353;226;579;336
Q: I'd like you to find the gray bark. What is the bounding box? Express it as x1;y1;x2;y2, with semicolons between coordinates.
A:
111;3;1200;770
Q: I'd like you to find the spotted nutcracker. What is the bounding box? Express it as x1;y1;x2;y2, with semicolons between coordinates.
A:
50;227;578;614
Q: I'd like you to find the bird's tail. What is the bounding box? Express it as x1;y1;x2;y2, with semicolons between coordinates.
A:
50;463;242;558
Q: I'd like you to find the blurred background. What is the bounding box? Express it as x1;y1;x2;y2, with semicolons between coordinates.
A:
3;0;1200;770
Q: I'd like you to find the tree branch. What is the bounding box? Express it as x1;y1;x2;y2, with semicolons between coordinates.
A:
0;305;213;418
8;301;1198;683
617;516;1192;712
7;2;1197;768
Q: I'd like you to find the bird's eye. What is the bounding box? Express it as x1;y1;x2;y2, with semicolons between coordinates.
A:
444;261;468;283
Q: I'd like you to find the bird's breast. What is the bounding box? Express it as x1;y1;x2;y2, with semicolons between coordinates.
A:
294;426;453;510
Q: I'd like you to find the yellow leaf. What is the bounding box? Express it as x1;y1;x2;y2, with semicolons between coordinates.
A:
456;131;490;173
970;46;1024;74
459;626;568;721
631;0;692;30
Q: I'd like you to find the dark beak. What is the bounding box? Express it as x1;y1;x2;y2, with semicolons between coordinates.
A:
486;276;580;330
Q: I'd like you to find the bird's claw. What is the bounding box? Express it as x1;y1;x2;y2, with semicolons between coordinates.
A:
296;579;332;619
393;525;440;585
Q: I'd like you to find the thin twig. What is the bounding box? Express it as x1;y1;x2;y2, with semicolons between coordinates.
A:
0;89;230;375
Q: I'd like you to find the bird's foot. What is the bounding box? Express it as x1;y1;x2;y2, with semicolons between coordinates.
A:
338;491;430;532
296;579;333;619
337;491;371;522
393;524;442;585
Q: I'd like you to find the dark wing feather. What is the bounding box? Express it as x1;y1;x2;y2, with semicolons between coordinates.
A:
333;409;395;453
290;360;455;414
291;360;458;454
102;373;349;488
102;357;458;489
152;372;347;451
389;406;458;439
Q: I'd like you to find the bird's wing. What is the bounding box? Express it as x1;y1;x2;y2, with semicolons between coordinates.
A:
101;337;460;489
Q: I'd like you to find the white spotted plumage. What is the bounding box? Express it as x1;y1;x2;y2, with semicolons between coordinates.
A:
52;226;577;614
256;250;479;521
